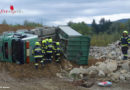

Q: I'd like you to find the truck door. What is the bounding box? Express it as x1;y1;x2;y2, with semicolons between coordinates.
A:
0;41;10;62
0;40;2;60
12;39;25;64
4;42;9;59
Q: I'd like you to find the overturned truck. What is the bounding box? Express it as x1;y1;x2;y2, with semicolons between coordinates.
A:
0;25;91;65
0;31;38;64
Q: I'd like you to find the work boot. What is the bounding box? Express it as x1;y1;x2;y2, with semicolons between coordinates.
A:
41;63;44;68
123;56;127;60
35;66;38;69
56;60;60;63
48;59;52;63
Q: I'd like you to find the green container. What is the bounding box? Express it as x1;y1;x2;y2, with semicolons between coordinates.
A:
58;26;91;65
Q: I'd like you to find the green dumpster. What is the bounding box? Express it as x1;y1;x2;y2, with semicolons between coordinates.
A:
57;25;91;65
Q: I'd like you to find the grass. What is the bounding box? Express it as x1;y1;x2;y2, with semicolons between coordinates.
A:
90;32;121;46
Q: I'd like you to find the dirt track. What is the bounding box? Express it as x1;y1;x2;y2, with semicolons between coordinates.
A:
0;61;86;90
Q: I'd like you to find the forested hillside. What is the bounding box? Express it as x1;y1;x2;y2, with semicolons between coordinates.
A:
68;18;130;46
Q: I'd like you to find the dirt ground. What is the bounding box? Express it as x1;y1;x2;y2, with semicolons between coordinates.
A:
0;60;84;90
0;59;129;90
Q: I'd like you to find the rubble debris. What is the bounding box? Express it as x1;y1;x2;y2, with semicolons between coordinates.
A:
89;41;130;60
69;60;130;82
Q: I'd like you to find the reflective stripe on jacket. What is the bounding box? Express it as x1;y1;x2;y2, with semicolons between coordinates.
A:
33;46;43;58
120;36;130;47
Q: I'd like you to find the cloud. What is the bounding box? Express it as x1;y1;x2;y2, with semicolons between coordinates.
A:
50;13;130;25
0;0;130;25
0;0;16;3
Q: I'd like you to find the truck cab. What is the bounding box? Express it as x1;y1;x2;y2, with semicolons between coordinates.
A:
0;32;38;64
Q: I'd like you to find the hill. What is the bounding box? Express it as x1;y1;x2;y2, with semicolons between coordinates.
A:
116;18;130;23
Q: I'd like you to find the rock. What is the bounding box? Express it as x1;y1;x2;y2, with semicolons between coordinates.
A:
119;75;126;81
64;60;73;71
69;68;86;75
98;63;108;74
56;73;63;78
88;70;98;77
98;70;105;77
108;51;117;58
98;60;117;74
124;72;130;80
79;74;84;79
121;62;130;72
80;66;99;77
107;73;112;77
120;70;127;74
110;73;120;82
95;62;102;66
85;66;98;74
106;60;117;72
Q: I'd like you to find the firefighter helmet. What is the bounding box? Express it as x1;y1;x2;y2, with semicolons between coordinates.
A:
42;40;46;43
123;30;128;34
35;42;40;46
48;39;52;43
56;42;60;45
46;38;49;42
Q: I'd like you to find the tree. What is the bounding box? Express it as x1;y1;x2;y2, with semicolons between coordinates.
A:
23;20;43;27
91;19;99;34
2;19;7;25
24;20;28;26
125;20;130;32
98;18;112;33
99;18;105;25
108;22;121;34
68;21;92;35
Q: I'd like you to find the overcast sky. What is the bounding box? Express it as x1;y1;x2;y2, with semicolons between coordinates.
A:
0;0;130;26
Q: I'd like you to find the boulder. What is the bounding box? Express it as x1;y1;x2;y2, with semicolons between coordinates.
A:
119;75;126;81
98;70;105;77
120;70;127;74
106;60;117;72
108;51;117;58
69;68;86;75
98;63;108;74
56;73;64;79
121;62;130;72
98;60;117;74
86;66;98;77
110;73;120;82
95;62;102;66
124;72;130;80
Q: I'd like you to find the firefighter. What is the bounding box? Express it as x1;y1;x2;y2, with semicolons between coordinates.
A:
32;42;43;69
119;30;130;60
41;40;46;65
46;38;53;63
45;38;49;47
55;42;61;63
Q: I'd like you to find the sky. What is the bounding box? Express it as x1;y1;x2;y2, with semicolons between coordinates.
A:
0;0;130;26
